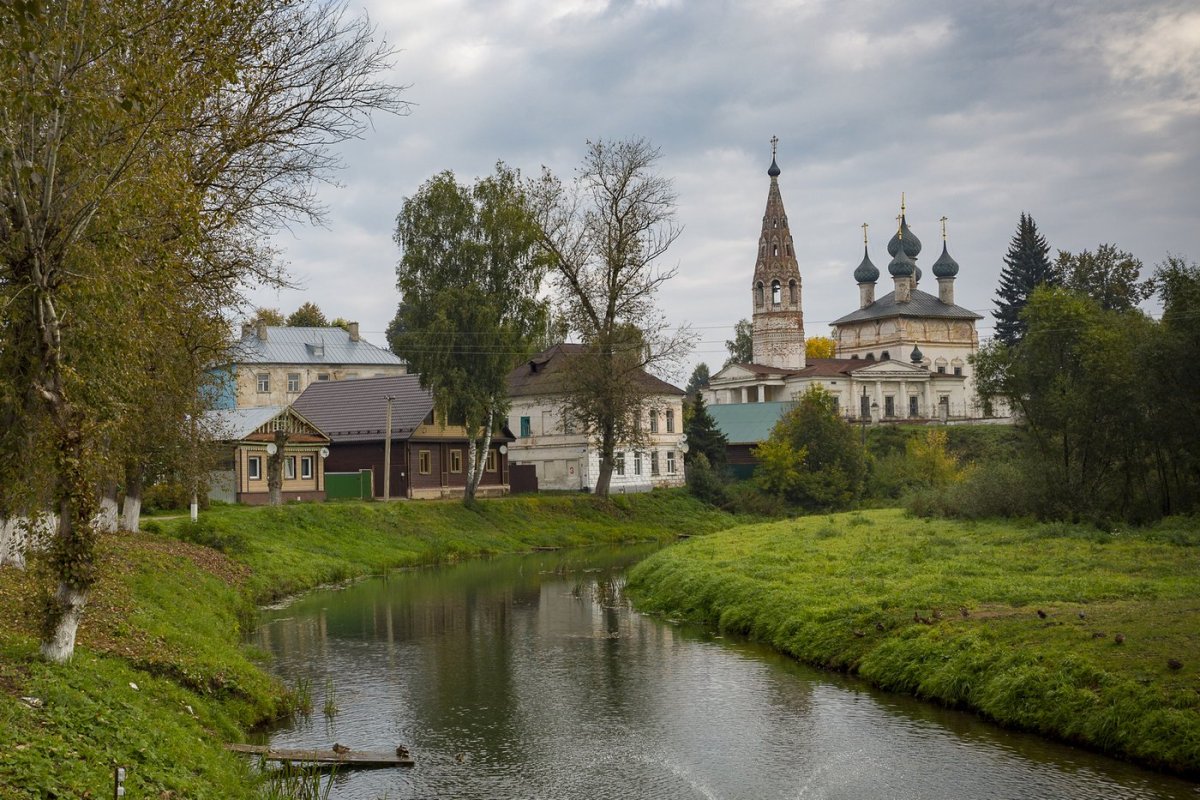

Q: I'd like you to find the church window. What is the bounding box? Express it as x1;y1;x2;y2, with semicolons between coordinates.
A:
884;396;895;417
937;366;946;374
789;279;797;303
786;243;792;256
909;396;919;417
881;351;890;360
772;218;778;228
954;366;963;376
851;354;859;360
773;243;779;256
771;280;781;305
755;282;764;307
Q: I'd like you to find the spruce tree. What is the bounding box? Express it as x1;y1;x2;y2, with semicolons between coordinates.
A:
684;392;728;471
993;213;1055;346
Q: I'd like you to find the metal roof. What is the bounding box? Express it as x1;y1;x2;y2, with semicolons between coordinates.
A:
292;375;433;443
831;288;983;326
204;406;287;440
707;401;794;445
230;326;405;367
506;343;684;398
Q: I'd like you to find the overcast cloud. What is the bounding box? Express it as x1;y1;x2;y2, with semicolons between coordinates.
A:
253;0;1200;379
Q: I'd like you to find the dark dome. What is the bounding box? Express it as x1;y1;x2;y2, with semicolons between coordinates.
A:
931;242;960;278
887;216;922;259
911;345;924;364
915;265;923;284
888;244;915;277
854;247;879;283
768;157;781;178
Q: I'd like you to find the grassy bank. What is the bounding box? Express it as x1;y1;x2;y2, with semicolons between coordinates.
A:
0;491;749;799
627;508;1200;775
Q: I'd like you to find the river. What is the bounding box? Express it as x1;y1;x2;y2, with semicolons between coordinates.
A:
253;544;1199;800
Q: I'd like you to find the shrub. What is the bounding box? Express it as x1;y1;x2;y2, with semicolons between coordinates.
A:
686;453;729;508
174;518;246;554
142;482;210;514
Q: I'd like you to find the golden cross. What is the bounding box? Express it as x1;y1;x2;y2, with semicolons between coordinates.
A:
940;215;948;240
770;135;778;158
861;222;869;245
900;192;906;216
896;214;903;239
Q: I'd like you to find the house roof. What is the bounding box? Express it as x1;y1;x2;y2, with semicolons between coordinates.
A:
708;401;793;444
231;326;405;367
830;288;983;326
292;375;433;443
205;406;287;440
506;343;685;398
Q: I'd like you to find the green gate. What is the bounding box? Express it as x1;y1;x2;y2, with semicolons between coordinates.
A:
325;469;373;500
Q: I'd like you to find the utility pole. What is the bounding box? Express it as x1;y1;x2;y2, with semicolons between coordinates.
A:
383;395;395;501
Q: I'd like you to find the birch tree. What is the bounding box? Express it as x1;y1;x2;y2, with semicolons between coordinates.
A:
531;138;691;497
392;165;550;504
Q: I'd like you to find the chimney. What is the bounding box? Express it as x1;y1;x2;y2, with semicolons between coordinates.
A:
241;323;253;339
348;321;360;342
256;321;267;341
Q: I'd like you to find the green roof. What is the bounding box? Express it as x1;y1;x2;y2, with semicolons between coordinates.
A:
707;401;794;444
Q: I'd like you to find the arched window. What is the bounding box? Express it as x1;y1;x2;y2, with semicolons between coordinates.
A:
760;242;765;256
773;244;779;257
771;280;782;305
755;282;764;307
789;279;798;303
786;243;792;256
772;218;778;228
881;351;890;361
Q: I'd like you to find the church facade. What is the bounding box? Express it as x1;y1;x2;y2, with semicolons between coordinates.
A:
705;146;993;423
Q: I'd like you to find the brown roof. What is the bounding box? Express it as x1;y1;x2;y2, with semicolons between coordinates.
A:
293;375;434;443
506;343;684;398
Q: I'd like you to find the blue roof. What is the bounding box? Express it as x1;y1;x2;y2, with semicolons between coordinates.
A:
707;401;794;444
231;327;404;367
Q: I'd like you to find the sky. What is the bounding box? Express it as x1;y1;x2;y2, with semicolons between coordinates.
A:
251;0;1200;382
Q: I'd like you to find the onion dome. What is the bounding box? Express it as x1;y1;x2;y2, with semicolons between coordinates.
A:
853;246;879;283
914;266;923;284
768;156;780;178
888;241;915;277
931;242;960;278
887;216;922;259
911;345;924;364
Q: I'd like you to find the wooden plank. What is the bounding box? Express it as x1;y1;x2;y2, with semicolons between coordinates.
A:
224;743;414;768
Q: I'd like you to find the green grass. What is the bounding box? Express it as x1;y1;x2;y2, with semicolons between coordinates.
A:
0;490;751;799
627;508;1200;776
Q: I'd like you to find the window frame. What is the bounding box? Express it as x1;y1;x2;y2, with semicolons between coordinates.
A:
284;455;296;480
486;449;498;472
634;451;642;476
287;372;301;393
666;451;676;475
247;455;262;481
256;373;270;393
519;416;531;437
614;452;625;476
300;455;313;480
418;450;432;475
450;449;463;474
649;411;659;434
651;451;660;476
666;408;675;433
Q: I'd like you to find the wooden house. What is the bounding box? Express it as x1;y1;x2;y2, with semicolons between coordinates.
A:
205;406;331;504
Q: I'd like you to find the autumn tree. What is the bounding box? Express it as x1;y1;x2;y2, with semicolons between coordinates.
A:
287;302;329;327
250;307;286;327
724;319;753;367
806;336;836;359
393;165;550;504
0;0;405;662
531;138;691;497
1055;244;1151;312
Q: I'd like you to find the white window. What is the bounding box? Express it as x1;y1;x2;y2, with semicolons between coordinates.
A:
649;411;659;433
666;409;675;433
667;451;676;475
257;373;270;393
247;456;262;481
284;456;296;480
300;456;313;480
317;373;330;381
287;373;301;393
651;451;660;476
615;452;625;476
634;452;642;476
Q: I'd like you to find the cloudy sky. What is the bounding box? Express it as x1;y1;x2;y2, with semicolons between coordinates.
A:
252;0;1200;380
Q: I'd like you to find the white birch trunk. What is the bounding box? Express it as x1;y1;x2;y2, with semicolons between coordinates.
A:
464;427;478;504
0;518;25;569
96;482;119;533
40;583;88;664
472;402;495;498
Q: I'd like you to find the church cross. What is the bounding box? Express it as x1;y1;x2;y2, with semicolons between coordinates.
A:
861;222;869;245
770;135;778;158
940;216;949;240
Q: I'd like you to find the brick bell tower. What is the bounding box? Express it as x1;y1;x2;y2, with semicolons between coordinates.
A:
751;136;806;370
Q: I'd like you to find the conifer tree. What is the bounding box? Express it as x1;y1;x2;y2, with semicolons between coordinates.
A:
992;213;1056;346
684;393;728;471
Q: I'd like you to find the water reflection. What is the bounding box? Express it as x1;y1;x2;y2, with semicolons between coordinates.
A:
255;547;1200;800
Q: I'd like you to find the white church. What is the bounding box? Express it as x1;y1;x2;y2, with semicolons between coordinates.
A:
704;141;995;423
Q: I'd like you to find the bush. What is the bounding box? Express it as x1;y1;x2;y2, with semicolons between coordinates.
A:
142;482;209;514
905;460;1050;520
174;518;246;554
685;453;729;508
723;480;790;517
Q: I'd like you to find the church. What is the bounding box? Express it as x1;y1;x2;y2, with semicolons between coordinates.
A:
704;141;989;423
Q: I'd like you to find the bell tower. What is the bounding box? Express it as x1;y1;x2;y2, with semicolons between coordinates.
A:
751;137;806;370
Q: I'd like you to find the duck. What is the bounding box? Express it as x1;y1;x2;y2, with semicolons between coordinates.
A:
332;743;350;754
1037;609;1047;619
396;745;410;759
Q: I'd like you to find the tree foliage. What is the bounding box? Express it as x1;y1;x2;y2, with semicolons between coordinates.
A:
531;138;691;497
685;363;711;397
754;386;866;510
724;319;753;367
805;336;836;359
992;212;1056;347
287;302;329;327
1055;244;1151;312
393;165;550;504
684;392;728;472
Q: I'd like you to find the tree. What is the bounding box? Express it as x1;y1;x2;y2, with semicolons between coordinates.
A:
393;165;550;504
531;138;691;497
250;307;286;327
1055;244;1151;312
685;363;711;397
993;213;1056;347
754;386;866;510
724;319;753;367
287;302;329;327
685;393;728;471
806;336;836;359
0;0;405;663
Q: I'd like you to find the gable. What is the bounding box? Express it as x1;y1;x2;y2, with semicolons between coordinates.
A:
849;359;929;377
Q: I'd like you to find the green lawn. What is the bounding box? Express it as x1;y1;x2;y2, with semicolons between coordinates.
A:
627;508;1200;775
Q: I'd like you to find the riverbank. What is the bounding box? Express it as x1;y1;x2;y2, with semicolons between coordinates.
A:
626;508;1200;776
0;491;749;799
